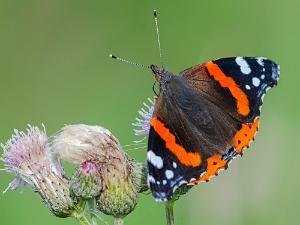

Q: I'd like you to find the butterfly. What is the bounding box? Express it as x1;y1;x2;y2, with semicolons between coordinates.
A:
147;57;279;201
109;10;280;202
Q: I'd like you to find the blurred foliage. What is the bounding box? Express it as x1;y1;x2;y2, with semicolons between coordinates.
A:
0;0;298;225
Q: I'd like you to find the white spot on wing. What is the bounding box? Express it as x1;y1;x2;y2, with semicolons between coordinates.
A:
165;170;174;179
163;180;167;185
261;74;265;79
173;162;177;168
179;180;188;186
187;178;196;186
190;178;196;183
148;175;155;183
172;185;179;194
272;64;279;81
147;150;163;169
245;85;251;90
257;57;265;67
252;77;260;87
235;57;251;74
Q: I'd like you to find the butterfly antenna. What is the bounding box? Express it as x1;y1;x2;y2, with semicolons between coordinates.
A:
153;9;164;68
109;54;150;69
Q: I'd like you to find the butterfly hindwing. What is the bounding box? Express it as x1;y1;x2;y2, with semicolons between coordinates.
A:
147;117;207;201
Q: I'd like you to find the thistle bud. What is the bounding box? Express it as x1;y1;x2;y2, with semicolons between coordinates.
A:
96;165;138;218
95;154;147;218
70;160;102;199
130;161;148;193
34;166;76;218
1;125;76;217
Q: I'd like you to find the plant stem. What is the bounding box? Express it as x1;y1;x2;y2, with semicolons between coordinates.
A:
77;215;92;225
72;200;91;225
88;199;98;225
114;217;124;225
165;201;174;225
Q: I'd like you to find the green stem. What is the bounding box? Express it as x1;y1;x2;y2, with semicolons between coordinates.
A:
77;215;91;225
114;217;124;225
165;201;174;225
87;199;98;225
72;199;91;225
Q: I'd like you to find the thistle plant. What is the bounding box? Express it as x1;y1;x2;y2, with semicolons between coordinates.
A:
1;123;148;225
1;98;186;225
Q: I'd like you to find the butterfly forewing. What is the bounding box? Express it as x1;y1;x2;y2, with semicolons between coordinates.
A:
181;57;279;122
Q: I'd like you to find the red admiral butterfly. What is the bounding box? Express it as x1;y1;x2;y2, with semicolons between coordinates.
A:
110;10;280;202
148;57;279;201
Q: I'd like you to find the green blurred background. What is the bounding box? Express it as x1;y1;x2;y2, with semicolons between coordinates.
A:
0;0;298;224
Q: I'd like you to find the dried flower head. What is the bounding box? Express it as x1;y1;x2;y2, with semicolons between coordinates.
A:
51;124;120;164
1;125;76;217
132;97;155;141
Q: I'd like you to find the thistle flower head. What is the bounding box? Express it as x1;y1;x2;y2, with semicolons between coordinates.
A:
1;125;76;217
1;125;53;190
132;97;155;141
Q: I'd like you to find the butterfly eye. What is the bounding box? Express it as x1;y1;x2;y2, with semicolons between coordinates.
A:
155;74;162;82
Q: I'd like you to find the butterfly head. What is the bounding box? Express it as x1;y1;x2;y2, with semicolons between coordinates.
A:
150;64;168;82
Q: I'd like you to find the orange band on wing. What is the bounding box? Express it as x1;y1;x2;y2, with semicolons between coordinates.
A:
151;117;202;167
205;61;250;116
192;154;228;183
191;118;260;184
233;118;260;153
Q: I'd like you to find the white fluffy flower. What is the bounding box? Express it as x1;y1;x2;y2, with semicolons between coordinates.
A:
51;124;122;164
